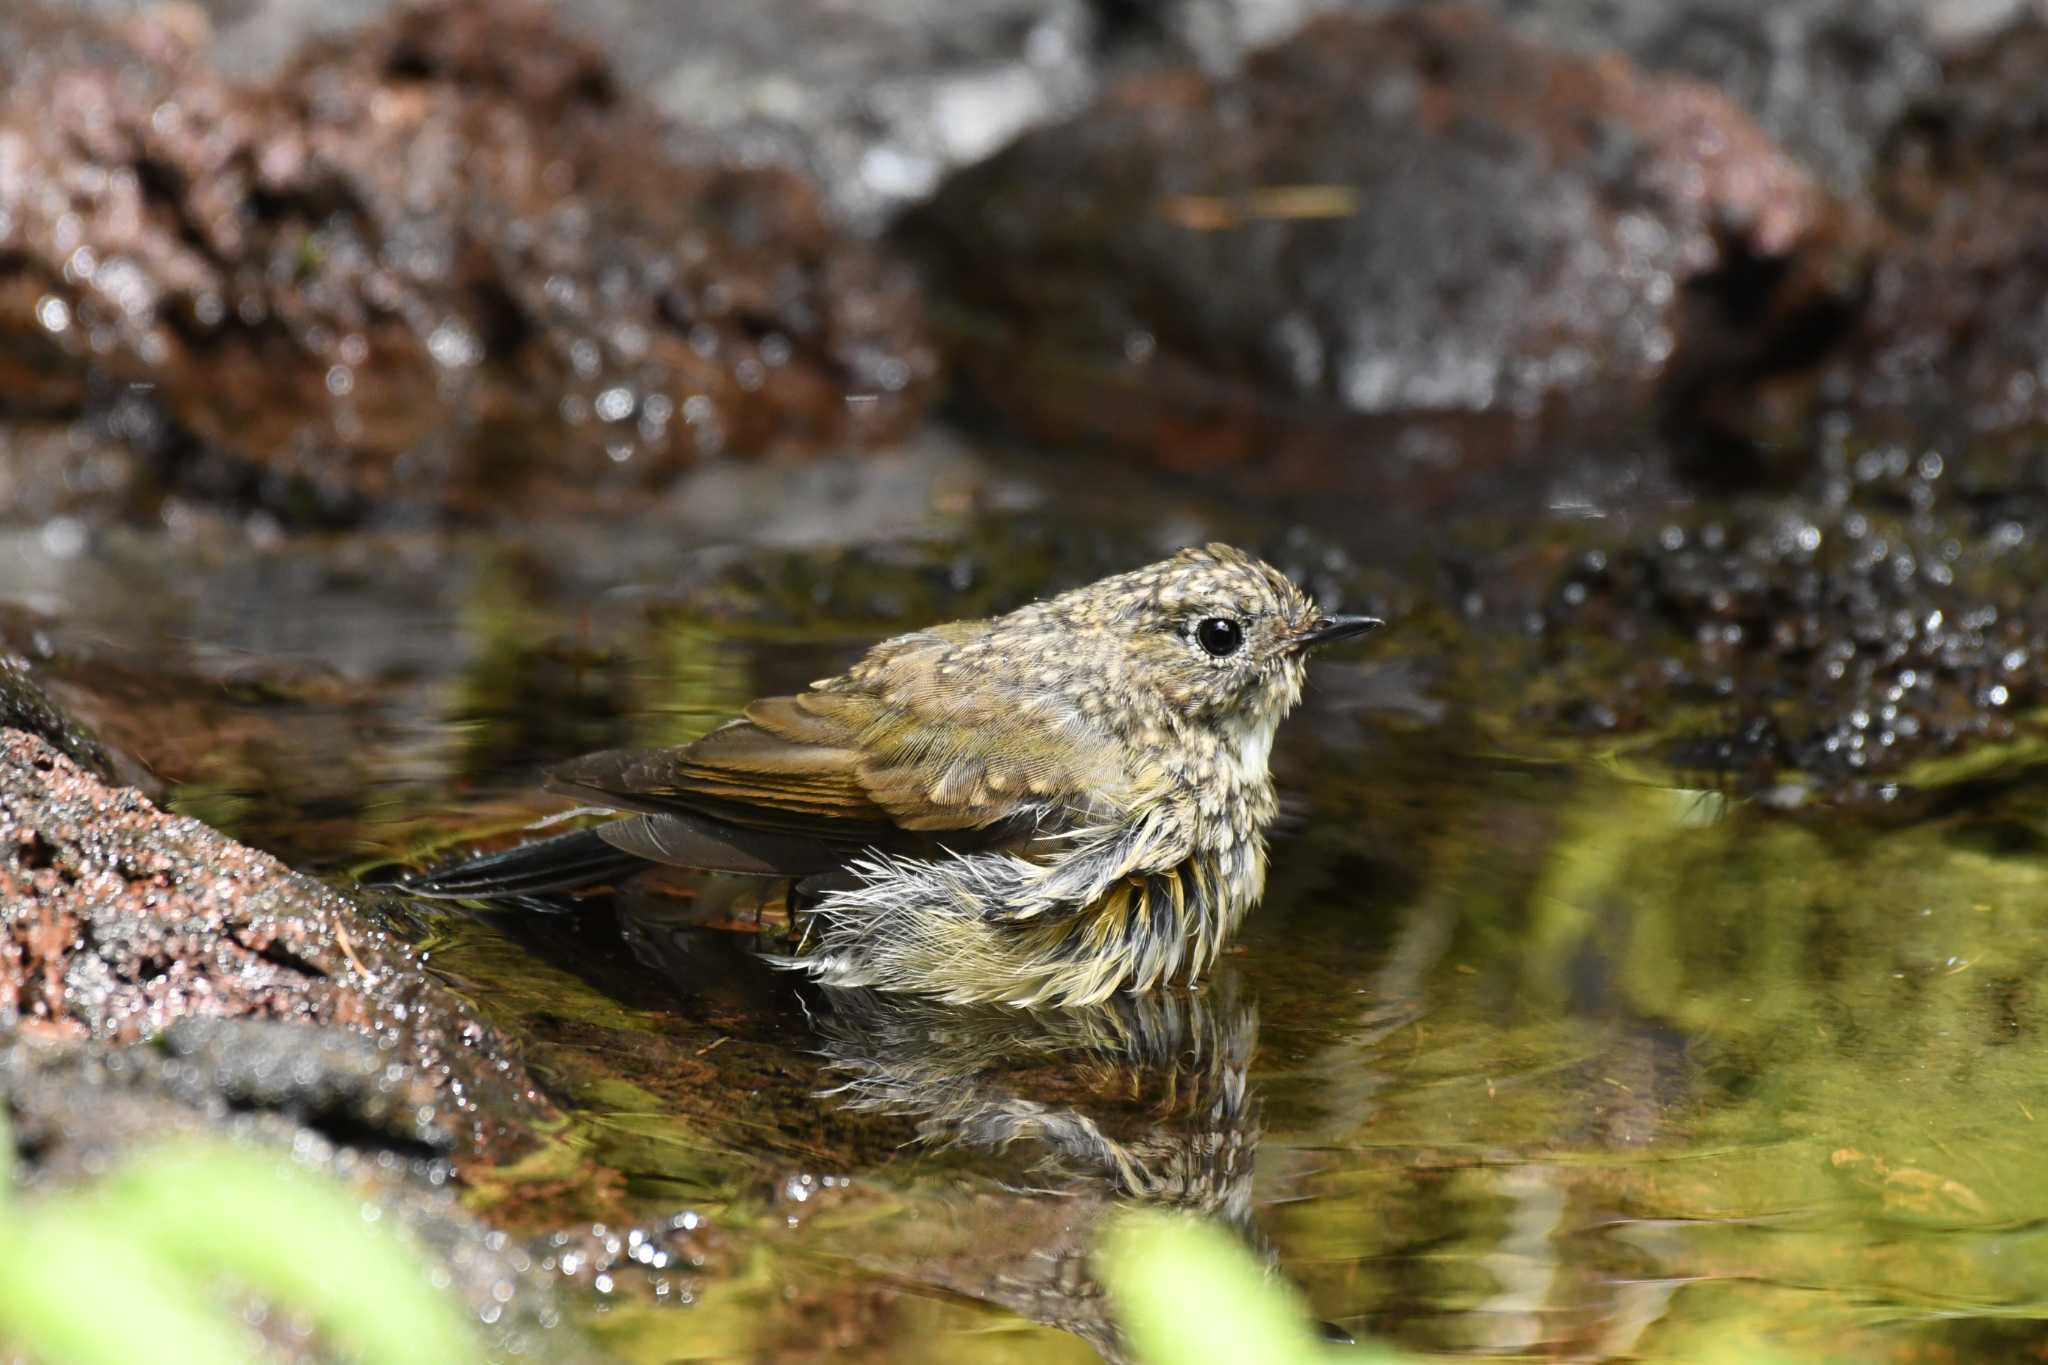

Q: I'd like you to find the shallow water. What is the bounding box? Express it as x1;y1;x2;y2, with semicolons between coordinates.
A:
14;439;2048;1362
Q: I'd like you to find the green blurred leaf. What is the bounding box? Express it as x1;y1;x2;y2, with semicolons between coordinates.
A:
0;1212;260;1365
1098;1211;1406;1365
95;1143;482;1365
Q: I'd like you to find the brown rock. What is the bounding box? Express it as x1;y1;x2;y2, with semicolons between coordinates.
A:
0;727;547;1153
0;0;937;517
898;7;1859;496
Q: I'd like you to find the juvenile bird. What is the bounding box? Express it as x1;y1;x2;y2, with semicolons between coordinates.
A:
400;544;1381;1007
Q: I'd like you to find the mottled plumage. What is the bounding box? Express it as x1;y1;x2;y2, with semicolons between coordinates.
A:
401;544;1381;1007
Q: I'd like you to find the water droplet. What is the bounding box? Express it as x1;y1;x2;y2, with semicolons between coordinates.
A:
427;318;481;369
40;517;85;559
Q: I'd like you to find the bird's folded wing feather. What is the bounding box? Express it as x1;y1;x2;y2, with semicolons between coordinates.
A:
545;635;1139;853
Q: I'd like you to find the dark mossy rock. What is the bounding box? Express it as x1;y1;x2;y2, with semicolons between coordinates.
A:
898;7;1863;497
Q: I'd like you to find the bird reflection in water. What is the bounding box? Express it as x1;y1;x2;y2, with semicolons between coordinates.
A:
609;893;1277;1362
817;976;1260;1220
811;979;1268;1361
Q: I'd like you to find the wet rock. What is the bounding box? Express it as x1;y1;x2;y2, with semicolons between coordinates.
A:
0;654;112;780
45;0;2031;235
1175;1;1991;195
899;8;1857;494
1823;20;2048;452
1468;0;1949;196
559;0;1108;233
158;1015;453;1151
0;1033;597;1361
0;728;547;1152
54;0;1145;232
158;1;1986;223
160;0;1314;231
0;0;936;520
580;0;1371;230
4;1019;449;1168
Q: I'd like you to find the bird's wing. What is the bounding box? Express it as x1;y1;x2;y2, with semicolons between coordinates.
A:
544;705;909;848
546;633;1140;852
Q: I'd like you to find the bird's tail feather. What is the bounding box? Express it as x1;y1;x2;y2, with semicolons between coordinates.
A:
397;828;642;901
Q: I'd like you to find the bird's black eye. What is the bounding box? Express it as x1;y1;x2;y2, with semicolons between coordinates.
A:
1195;617;1244;658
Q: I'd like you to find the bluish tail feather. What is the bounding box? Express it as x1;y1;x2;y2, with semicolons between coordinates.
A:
399;827;643;900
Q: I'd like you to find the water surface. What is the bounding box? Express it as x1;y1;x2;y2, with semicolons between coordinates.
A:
13;442;2048;1362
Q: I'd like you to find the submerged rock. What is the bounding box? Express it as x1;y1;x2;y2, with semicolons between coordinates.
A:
1530;450;2048;799
0;728;546;1153
900;8;1858;494
0;0;936;520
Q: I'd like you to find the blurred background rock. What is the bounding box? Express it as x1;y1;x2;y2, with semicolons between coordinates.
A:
3;0;2046;522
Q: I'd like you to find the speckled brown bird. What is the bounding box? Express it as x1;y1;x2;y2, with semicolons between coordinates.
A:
401;544;1381;1007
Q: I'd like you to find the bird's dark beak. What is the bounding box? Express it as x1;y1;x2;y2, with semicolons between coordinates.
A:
1296;614;1385;649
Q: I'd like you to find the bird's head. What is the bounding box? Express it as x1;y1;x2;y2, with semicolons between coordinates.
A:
1049;543;1382;740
